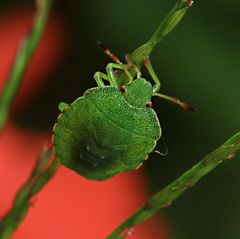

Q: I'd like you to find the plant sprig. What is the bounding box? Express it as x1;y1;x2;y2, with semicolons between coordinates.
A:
1;1;239;239
117;0;193;86
129;0;194;66
0;148;60;239
0;0;54;131
106;132;240;239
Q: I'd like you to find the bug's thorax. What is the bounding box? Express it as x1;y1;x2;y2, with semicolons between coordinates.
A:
121;78;153;108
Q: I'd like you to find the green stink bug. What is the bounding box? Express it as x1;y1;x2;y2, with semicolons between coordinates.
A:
52;44;194;181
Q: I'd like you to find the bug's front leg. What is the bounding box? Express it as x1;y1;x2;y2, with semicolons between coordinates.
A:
144;57;161;93
94;72;109;87
106;63;133;87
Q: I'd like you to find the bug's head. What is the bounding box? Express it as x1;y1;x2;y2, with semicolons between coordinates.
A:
121;78;153;108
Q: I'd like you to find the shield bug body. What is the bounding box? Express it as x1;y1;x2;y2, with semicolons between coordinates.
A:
53;45;194;181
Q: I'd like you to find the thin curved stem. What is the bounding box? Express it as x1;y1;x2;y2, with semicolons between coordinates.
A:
129;0;193;66
0;0;54;131
116;0;194;86
106;132;240;239
0;148;60;239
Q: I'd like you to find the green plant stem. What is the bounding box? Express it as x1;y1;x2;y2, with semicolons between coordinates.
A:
0;0;54;131
129;0;193;66
116;0;193;86
0;148;60;239
106;132;240;239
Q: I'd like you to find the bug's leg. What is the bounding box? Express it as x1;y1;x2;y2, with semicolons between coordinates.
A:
153;92;196;112
145;57;196;112
134;65;142;78
105;63;132;87
125;54;142;78
94;72;109;87
58;102;69;112
97;41;133;81
144;57;161;93
121;63;134;81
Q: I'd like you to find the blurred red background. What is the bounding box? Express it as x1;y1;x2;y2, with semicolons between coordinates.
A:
0;7;169;239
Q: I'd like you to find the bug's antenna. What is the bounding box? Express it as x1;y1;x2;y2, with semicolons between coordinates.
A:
97;41;122;64
97;41;133;81
153;93;196;112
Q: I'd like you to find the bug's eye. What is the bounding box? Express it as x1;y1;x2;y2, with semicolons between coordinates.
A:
146;101;152;108
120;85;126;93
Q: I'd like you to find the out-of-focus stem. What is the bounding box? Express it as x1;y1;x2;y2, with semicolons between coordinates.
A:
0;148;60;239
106;132;240;239
0;0;54;131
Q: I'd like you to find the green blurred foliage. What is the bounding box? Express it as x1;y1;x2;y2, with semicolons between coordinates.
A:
1;0;240;238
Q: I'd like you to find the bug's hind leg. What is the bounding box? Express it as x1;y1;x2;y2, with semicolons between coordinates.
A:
94;72;109;87
144;57;161;93
153;92;196;112
144;57;196;112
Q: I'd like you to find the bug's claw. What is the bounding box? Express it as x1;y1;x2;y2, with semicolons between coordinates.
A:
186;0;194;8
153;93;196;113
187;105;197;112
179;101;197;112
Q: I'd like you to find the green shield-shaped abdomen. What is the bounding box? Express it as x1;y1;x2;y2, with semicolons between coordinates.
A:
53;87;161;180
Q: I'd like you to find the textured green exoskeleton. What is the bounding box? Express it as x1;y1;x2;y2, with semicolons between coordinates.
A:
53;54;193;181
53;0;195;180
53;76;161;180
